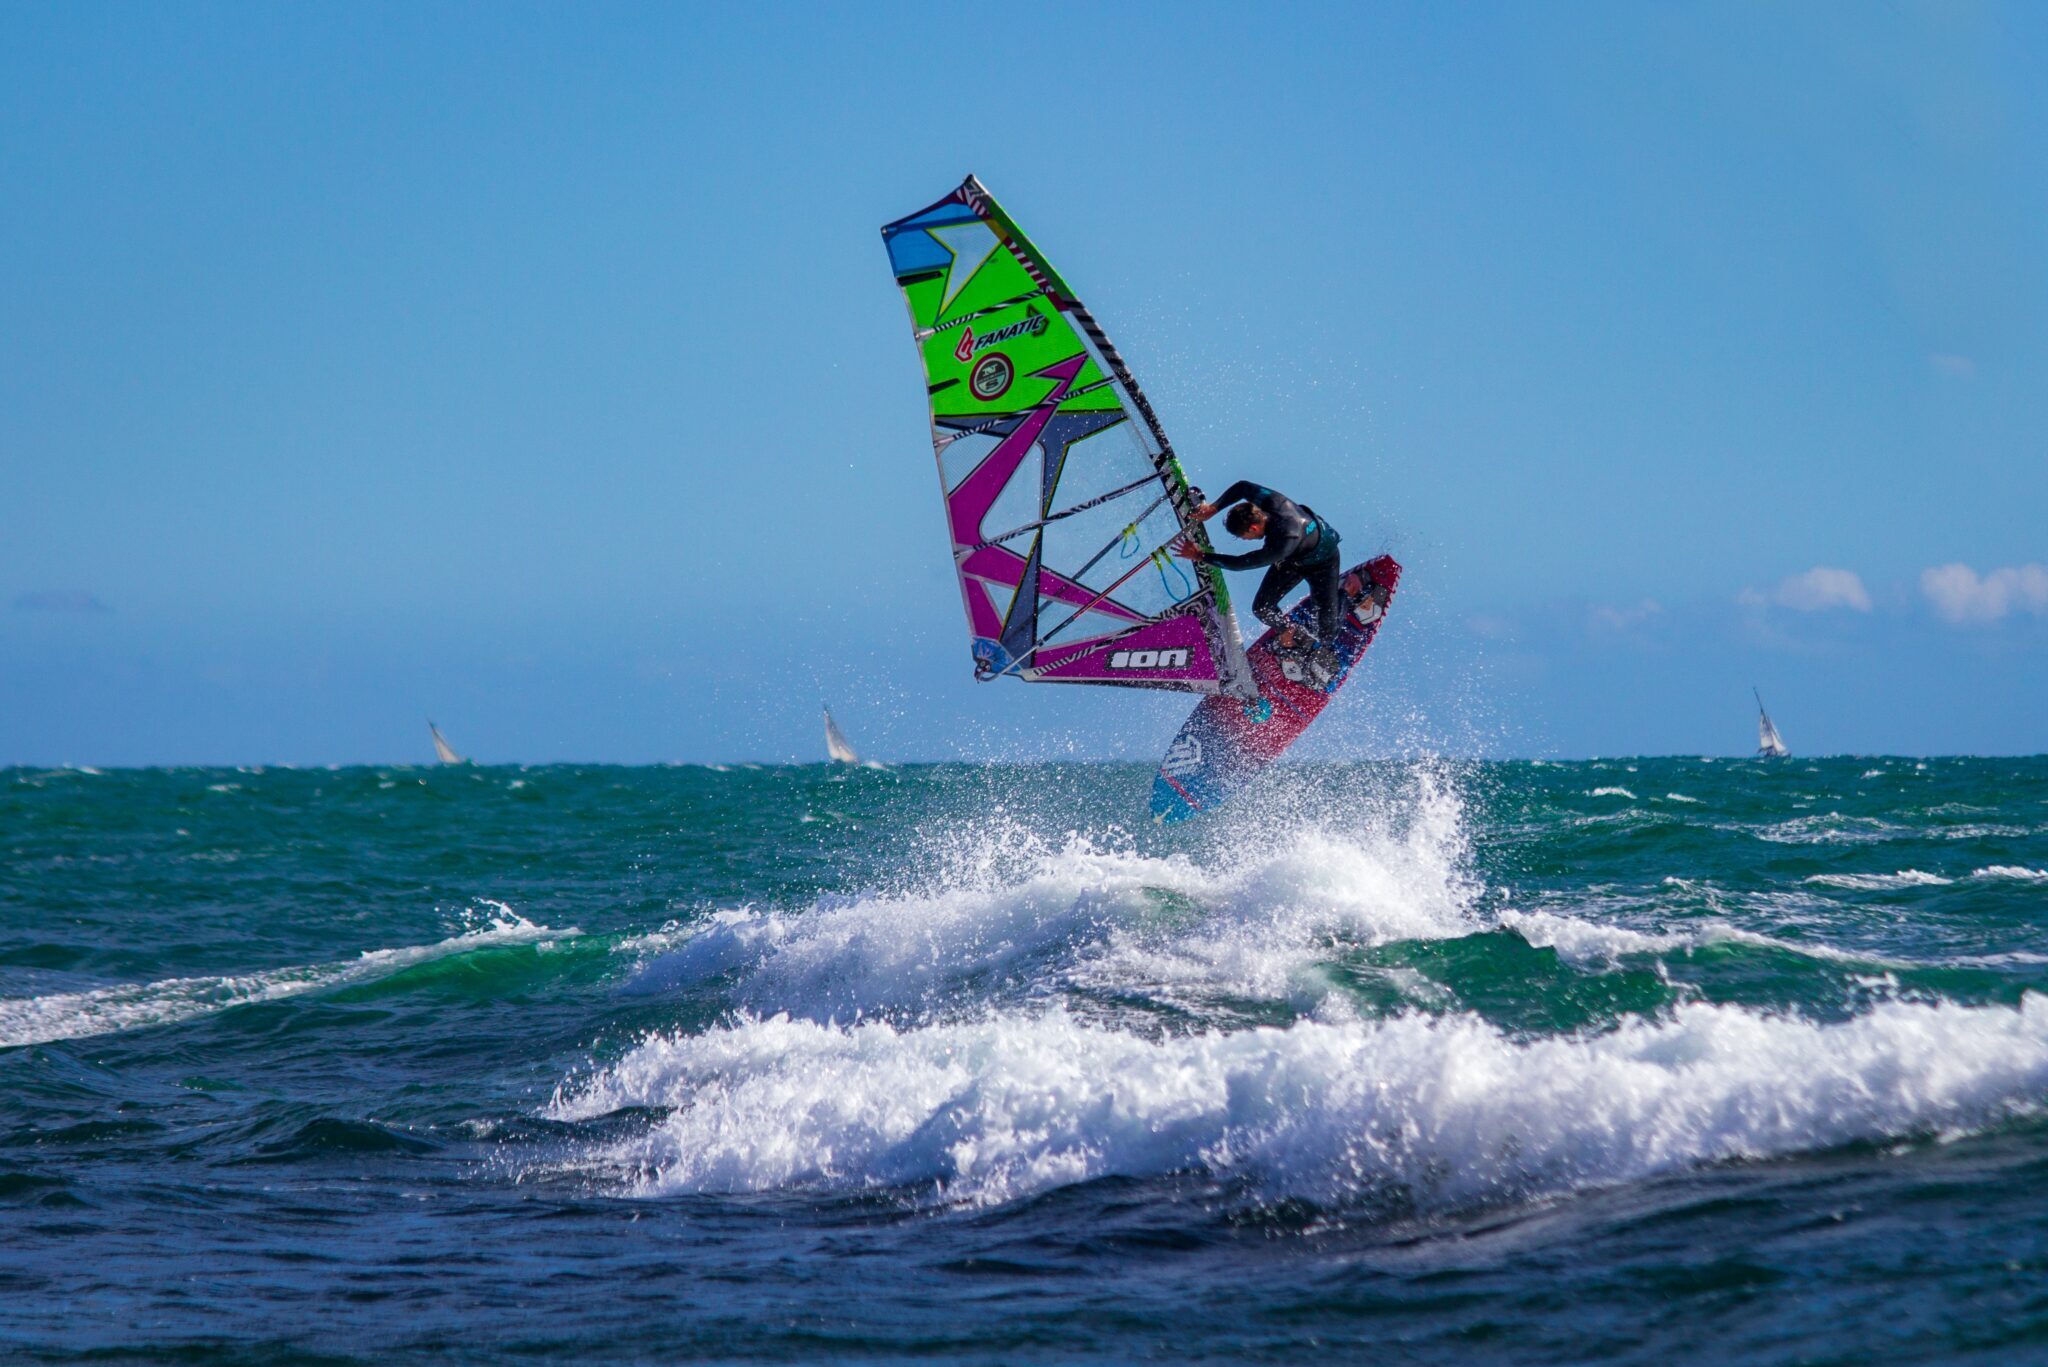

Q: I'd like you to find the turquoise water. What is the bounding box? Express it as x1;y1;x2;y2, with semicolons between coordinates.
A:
4;758;2048;1363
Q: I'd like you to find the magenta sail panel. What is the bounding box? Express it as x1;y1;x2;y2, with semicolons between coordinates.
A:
1031;614;1218;689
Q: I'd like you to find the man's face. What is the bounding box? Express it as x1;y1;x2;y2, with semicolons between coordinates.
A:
1236;513;1266;540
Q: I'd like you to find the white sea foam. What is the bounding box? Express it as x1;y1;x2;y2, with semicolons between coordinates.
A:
1588;787;1637;799
1975;866;2048;882
550;995;2048;1211
621;832;1200;1014
1498;909;1694;959
1498;908;1887;968
1753;814;1908;845
625;770;1481;1017
1804;870;1955;891
20;769;95;785
1083;804;1480;1008
1663;793;1701;804
0;908;563;1048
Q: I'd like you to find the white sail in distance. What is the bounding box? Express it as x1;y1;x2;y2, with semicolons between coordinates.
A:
1754;690;1789;758
823;707;861;765
429;721;464;765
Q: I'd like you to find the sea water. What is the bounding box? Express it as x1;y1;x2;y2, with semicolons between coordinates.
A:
4;758;2046;1362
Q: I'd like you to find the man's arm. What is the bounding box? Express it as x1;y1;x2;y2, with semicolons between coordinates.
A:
1184;481;1265;526
1207;515;1306;571
1208;480;1265;511
1205;546;1275;571
1176;480;1295;566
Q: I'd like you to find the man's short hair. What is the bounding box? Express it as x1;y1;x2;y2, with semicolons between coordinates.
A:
1224;502;1262;537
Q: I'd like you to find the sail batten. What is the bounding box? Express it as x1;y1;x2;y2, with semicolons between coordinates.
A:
882;176;1254;699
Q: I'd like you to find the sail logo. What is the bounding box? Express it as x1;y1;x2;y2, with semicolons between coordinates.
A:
953;307;1050;363
1108;648;1189;671
969;353;1014;400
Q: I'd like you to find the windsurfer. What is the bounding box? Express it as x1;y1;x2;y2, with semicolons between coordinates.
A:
1174;481;1343;675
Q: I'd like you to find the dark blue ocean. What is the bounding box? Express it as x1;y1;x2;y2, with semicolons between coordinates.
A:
5;758;2048;1363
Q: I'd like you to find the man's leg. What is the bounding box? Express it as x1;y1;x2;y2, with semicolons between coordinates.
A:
1252;563;1307;638
1304;556;1344;646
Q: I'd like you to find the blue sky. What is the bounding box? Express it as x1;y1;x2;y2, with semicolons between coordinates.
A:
3;1;2044;765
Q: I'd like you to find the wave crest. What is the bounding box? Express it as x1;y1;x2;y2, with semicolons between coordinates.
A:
550;994;2048;1210
625;767;1481;1019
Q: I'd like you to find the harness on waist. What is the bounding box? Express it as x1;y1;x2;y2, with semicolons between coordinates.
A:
1295;505;1340;564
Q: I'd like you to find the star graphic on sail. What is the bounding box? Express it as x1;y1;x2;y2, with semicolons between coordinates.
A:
926;221;1000;314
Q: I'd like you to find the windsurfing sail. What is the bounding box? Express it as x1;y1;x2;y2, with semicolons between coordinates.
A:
823;706;861;765
881;176;1255;699
1754;689;1789;758
429;721;464;765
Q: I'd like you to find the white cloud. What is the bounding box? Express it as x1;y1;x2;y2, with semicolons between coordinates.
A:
1589;599;1661;632
1739;567;1872;613
1920;563;2048;625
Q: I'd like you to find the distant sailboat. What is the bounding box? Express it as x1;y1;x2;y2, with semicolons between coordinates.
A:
1754;689;1789;758
428;721;465;765
823;707;861;765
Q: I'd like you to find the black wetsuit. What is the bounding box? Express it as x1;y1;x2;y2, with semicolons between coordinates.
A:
1204;481;1343;645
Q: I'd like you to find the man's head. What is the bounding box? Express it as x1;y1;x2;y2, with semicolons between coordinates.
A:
1223;502;1266;539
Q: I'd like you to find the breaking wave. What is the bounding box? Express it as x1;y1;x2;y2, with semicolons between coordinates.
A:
1805;870;1955;891
623;767;1480;1019
0;907;564;1048
544;758;2048;1218
551;996;2048;1210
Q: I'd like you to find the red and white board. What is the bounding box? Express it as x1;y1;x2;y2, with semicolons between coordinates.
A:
1149;556;1401;822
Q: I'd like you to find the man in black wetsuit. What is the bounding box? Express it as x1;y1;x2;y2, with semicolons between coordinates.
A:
1174;481;1343;682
